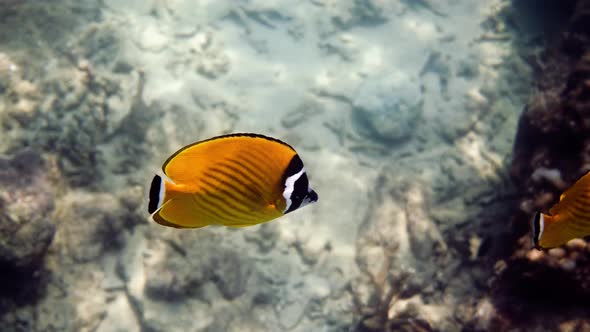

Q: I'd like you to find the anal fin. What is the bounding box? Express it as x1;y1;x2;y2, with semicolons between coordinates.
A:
152;195;209;228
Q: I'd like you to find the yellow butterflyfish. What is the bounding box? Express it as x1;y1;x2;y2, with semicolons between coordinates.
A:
147;133;318;228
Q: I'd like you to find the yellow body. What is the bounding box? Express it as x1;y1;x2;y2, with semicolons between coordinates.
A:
536;171;590;249
153;134;297;228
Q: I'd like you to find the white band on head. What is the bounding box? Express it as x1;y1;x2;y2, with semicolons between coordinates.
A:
158;179;165;210
283;167;305;212
538;213;545;241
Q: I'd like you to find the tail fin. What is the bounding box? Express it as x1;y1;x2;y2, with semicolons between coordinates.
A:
148;174;165;214
147;174;205;228
533;212;575;249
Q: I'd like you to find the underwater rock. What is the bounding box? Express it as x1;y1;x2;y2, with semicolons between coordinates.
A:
420;51;451;98
404;185;447;262
0;149;56;271
1;45;140;187
144;243;211;301
510;11;590;240
352;171;440;331
173;31;231;79
0;1;102;53
136;21;169;53
244;223;279;253
280;99;324;129
0;52;18;88
210;248;253;300
95;293;140;332
0;0;21;7
277;299;306;330
403;0;448;16
73;24;121;68
0;52;41;127
165;30;231;78
103;0;153;14
499;0;590;327
194;39;231;79
353;73;423;144
144;231;251;302
116;185;144;213
318;33;361;61
0;149;58;332
56;192;126;263
327;0;390;30
0;306;36;332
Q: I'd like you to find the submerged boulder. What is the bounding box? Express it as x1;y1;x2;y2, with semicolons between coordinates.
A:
143;230;253;303
0;149;56;272
496;0;590;328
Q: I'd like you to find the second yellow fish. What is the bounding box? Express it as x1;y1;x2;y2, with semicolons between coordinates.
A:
533;170;590;249
147;133;318;228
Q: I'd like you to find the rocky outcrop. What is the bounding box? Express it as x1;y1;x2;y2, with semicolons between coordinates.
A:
0;149;56;273
0;149;57;331
495;0;590;329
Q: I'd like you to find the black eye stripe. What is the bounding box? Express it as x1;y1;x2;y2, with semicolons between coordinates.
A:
283;155;304;183
285;173;309;214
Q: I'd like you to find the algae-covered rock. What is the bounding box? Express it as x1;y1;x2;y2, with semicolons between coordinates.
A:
210;248;253;300
0;149;56;332
498;0;590;329
0;149;56;271
144;230;252;302
329;0;390;30
56;192;127;263
0;17;139;187
144;247;212;301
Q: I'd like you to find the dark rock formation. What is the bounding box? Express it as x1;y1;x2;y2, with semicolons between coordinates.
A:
0;149;56;330
144;231;253;303
57;192;127;263
210;248;253;300
496;0;590;329
0;149;56;274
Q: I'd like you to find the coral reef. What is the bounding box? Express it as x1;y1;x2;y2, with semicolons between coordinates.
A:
0;149;57;273
352;162;513;331
0;1;146;188
0;149;58;331
494;0;590;328
1;56;142;186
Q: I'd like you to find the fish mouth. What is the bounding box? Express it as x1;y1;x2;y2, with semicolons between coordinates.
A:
296;189;318;210
308;189;318;203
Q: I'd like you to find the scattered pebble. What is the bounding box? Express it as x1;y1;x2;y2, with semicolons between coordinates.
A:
548;247;566;259
566;238;587;251
526;249;545;262
559;258;576;271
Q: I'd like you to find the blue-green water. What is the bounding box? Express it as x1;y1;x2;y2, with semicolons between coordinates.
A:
0;1;581;331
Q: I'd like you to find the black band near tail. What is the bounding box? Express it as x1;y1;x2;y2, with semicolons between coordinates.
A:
148;175;162;214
